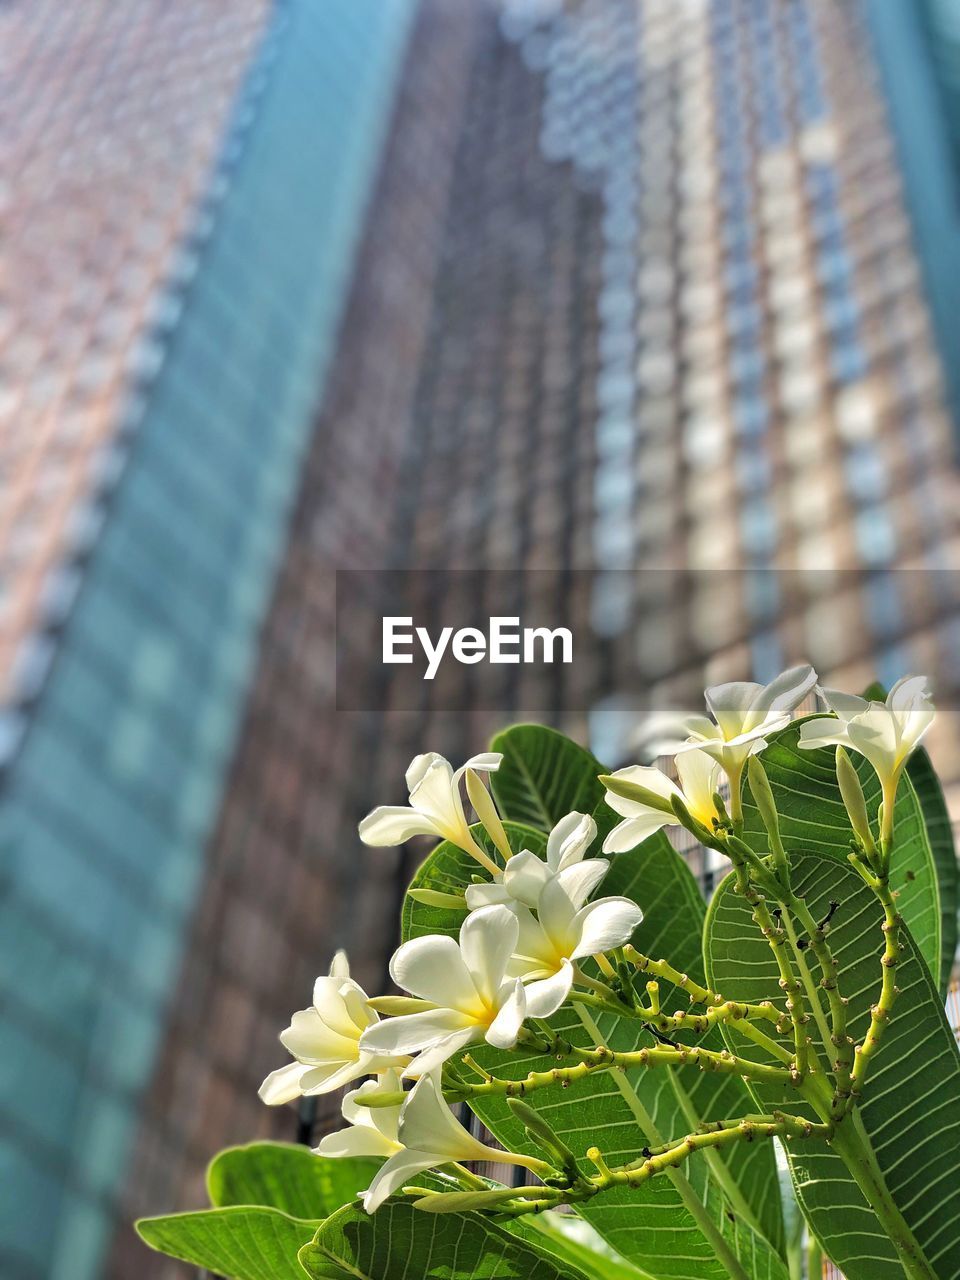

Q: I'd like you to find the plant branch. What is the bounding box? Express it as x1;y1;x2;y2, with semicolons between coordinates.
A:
849;872;902;1096
724;844;810;1080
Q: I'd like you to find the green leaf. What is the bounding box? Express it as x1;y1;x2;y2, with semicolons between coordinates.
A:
905;747;958;994
489;722;617;845
705;856;960;1279
863;681;958;994
518;1212;653;1280
137;1205;319;1280
404;815;788;1280
208;1142;379;1219
298;1197;593;1280
740;719;941;982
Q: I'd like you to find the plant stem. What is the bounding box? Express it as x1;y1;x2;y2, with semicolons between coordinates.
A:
664;1071;772;1243
850;875;901;1095
727;851;810;1078
778;910;832;1071
780;897;853;1117
623;946;782;1025
576;1007;753;1280
453;1037;792;1101
830;1111;936;1280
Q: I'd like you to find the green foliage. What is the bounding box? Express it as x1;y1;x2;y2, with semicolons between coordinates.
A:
208;1141;378;1217
138;1145;376;1280
863;681;958;994
489;721;617;845
299;1196;593;1280
706;725;960;1280
405;727;788;1280
139;709;960;1280
739;720;941;981
137;1205;321;1280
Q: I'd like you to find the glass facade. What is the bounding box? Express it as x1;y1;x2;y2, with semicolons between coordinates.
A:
866;0;960;434
0;3;414;1277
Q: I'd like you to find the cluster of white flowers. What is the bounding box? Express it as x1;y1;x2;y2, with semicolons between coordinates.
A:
261;750;642;1210
600;666;934;851
258;668;935;1213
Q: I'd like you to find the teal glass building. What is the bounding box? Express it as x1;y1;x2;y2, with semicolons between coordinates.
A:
0;3;415;1276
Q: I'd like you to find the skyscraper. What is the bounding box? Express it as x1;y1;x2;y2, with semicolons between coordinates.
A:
1;3;958;1278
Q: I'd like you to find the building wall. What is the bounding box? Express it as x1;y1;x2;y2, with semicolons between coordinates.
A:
110;5;611;1272
0;4;416;1278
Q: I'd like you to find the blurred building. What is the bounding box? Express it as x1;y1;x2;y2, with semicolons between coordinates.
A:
1;2;959;1278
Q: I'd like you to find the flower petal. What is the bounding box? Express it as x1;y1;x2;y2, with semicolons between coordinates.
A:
464;881;513;910
399;1073;490;1160
460;906;518;1007
818;687;869;720
523;959;574;1017
389;934;477;1007
742;665;817;732
342;1070;404;1138
674;749;721;820
363;1150;443;1213
486;979;526;1049
405;752;448;794
339;980;378;1031
258;1062;307;1106
460;753;503;775
510;906;556;976
552;859;609;911
328;950;350;980
602;813;674;854
311;975;363;1037
705;681;759;739
359;806;441;846
409;758;463;833
501;849;551;907
315;1125;400;1160
571;897;644;957
545;811;596;871
886;674;930;713
401;1027;480;1077
359;1007;475;1057
299;1059;370;1096
280;1007;358;1064
798;718;850;751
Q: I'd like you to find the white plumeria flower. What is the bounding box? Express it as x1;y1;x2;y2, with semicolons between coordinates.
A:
602;749;722;853
358;1072;540;1213
259;952;407;1105
314;1069;405;1162
359;906;564;1075
798;676;934;845
465;812;600;910
508;871;644;1008
674;666;817;778
359;751;504;874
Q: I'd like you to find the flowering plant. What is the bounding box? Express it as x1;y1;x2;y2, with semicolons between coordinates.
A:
138;671;960;1280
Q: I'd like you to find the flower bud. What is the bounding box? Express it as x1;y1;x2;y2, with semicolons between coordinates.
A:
836;746;877;857
406;888;467;910
747;757;781;850
466;769;513;862
412;1187;528;1213
599;774;675;815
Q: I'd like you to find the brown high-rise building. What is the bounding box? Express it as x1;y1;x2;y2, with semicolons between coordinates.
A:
1;2;958;1277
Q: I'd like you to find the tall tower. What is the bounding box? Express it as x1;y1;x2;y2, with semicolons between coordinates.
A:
0;3;418;1277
